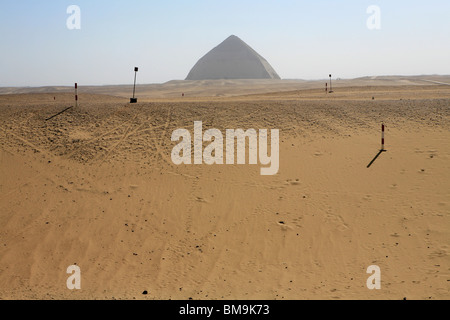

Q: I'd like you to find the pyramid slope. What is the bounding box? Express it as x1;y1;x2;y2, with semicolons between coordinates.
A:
186;35;281;80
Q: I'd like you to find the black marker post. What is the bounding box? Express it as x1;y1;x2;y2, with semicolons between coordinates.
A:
367;123;387;168
75;83;78;107
130;67;139;103
329;74;333;93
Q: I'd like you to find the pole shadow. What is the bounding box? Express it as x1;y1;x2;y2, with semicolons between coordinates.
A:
367;149;387;168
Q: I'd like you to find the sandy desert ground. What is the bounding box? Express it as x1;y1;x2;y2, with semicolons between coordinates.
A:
0;78;449;300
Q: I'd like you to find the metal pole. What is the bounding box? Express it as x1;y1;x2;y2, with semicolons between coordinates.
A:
132;71;137;99
130;67;139;103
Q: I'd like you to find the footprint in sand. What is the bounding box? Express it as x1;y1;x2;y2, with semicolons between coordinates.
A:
314;152;323;157
195;196;208;203
285;179;301;186
292;217;303;228
277;221;293;231
325;213;349;231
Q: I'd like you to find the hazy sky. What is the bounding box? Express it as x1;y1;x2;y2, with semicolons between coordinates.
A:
1;0;449;86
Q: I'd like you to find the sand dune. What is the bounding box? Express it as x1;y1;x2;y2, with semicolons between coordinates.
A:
0;82;449;300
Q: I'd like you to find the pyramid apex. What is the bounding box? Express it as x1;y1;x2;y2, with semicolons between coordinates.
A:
223;35;242;42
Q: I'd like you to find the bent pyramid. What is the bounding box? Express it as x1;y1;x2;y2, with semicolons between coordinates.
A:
186;35;281;80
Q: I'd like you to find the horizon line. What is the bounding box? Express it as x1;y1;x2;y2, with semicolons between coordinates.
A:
1;74;449;89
